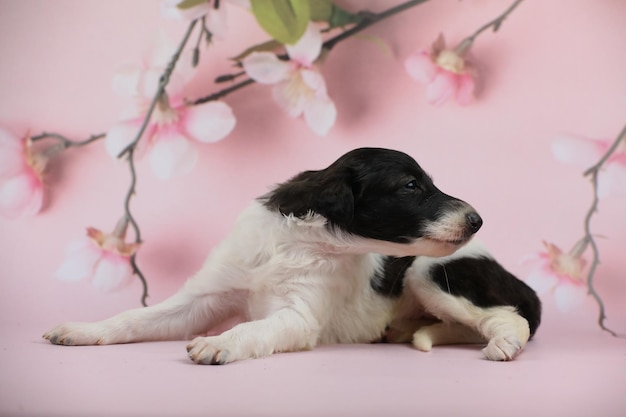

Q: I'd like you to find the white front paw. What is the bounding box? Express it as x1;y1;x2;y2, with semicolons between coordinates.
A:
482;335;523;361
43;323;108;346
186;336;238;365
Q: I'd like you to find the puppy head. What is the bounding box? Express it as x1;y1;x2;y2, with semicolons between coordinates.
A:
262;148;482;257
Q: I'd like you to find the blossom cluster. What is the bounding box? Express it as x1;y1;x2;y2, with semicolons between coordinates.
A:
523;132;626;321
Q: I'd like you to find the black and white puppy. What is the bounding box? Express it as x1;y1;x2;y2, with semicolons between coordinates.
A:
43;148;540;363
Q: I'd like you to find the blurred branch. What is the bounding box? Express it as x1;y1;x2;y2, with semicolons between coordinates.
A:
467;0;523;41
582;123;626;337
31;132;105;148
455;0;524;54
123;147;149;307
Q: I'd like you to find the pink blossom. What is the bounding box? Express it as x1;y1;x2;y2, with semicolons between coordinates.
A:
0;128;46;218
54;219;140;292
108;37;236;180
112;32;191;113
160;0;250;40
404;34;476;106
242;23;337;136
552;133;626;198
106;95;236;180
523;241;588;312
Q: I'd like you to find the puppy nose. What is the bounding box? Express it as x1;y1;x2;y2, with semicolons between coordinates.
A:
466;212;483;233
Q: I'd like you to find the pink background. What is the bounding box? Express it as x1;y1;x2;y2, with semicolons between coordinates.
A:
1;1;625;416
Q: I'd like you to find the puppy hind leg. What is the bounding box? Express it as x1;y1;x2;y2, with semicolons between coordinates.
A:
410;280;530;361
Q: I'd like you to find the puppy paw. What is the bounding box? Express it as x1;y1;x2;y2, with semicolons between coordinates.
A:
43;323;108;346
482;335;523;361
412;329;433;352
186;336;237;365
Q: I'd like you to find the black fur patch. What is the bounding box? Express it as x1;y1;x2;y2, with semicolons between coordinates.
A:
260;148;479;244
429;256;542;337
371;256;416;298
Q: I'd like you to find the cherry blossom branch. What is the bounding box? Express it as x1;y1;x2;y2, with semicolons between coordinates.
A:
31;132;105;150
192;0;432;106
582;123;626;337
463;0;524;45
192;16;212;67
113;19;198;305
192;78;255;105
124;146;149;307
454;0;524;54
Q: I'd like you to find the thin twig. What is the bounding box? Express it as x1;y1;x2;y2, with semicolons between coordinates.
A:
582;123;626;337
123;146;149;307
192;78;255;105
464;0;524;43
31;132;105;148
192;16;210;67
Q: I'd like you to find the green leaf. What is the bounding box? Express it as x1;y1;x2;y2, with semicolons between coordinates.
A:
329;4;364;28
176;0;207;10
308;0;333;22
250;0;310;45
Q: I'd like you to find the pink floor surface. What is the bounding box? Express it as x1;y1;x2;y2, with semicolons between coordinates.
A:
2;303;624;417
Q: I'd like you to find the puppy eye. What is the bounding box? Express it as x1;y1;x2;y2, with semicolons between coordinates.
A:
405;180;418;190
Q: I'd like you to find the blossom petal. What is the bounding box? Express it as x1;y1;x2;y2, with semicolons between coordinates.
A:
242;52;292;84
54;238;101;282
455;73;475;106
183;102;236;143
0;171;43;218
149;129;198;180
551;134;606;168
598;162;626;198
425;71;457;106
112;63;143;98
206;6;229;40
304;97;336;136
272;78;306;117
524;267;558;295
553;282;587;312
0;129;24;179
405;51;437;84
161;0;212;21
105;120;145;159
91;253;133;292
286;23;322;66
138;68;164;100
0;127;20;148
300;68;327;95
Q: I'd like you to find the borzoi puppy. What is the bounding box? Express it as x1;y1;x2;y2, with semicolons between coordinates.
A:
44;148;540;363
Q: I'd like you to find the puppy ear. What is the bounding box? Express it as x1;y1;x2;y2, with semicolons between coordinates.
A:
314;179;354;226
263;169;354;226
